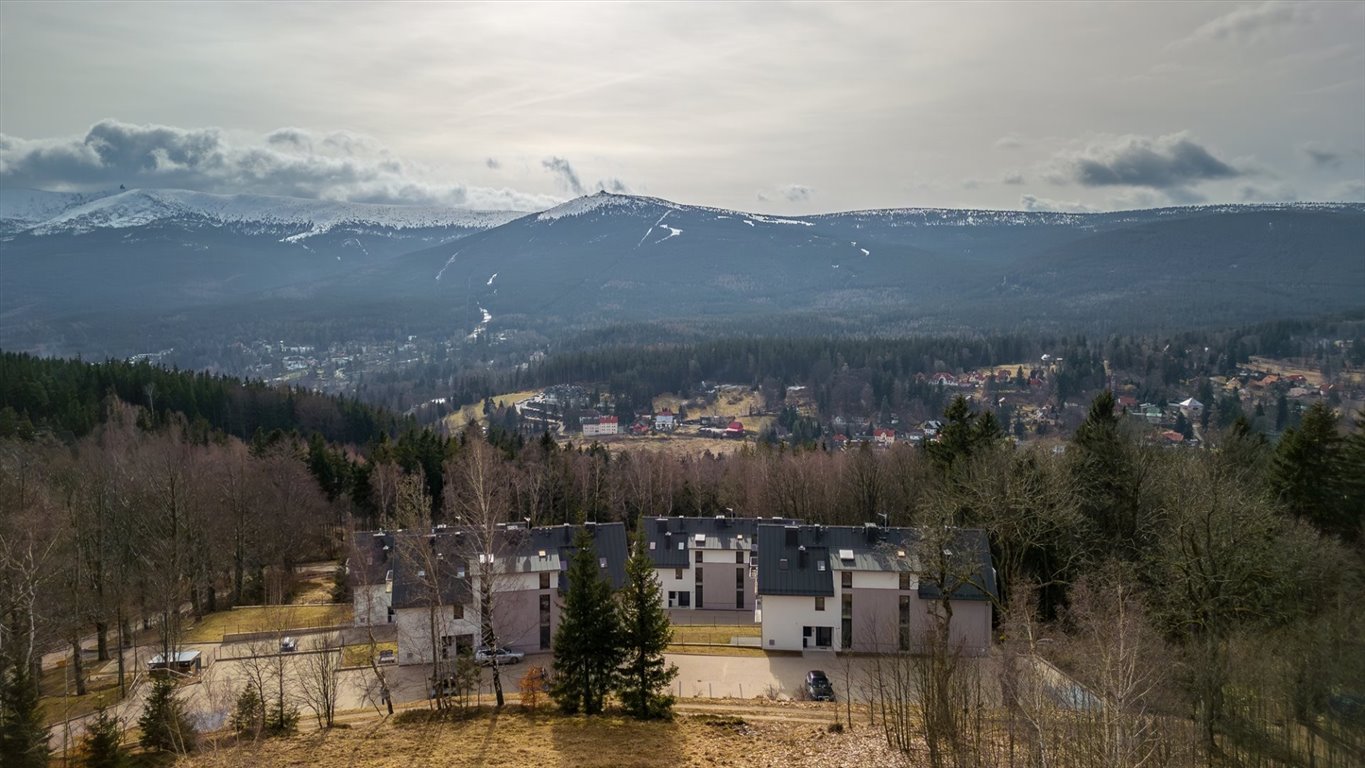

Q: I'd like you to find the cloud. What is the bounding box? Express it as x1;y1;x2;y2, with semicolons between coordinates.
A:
0;119;558;210
1299;142;1342;169
1329;179;1365;201
780;184;813;202
485;157;501;170
1238;183;1299;202
1179;1;1314;45
995;134;1024;150
1001;172;1026;185
1063;132;1241;189
541;156;584;195
1018;194;1098;213
598;178;631;194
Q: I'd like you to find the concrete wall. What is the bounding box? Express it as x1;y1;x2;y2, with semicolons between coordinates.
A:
353;584;390;626
487;571;560;654
394;604;480;665
655;567;693;608
698;560;751;610
759;594;838;651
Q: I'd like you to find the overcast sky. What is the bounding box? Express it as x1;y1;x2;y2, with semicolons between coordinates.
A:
1;1;1362;213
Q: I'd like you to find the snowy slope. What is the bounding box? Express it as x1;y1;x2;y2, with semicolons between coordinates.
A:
10;188;526;236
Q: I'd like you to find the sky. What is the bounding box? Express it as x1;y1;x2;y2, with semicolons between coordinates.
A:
1;1;1362;214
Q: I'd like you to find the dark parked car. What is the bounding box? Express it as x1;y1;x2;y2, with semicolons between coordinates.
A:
806;670;835;701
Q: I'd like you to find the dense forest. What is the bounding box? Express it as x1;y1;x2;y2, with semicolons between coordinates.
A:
0;346;1362;766
347;314;1365;420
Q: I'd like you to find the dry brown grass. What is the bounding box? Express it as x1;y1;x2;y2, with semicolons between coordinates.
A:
444;389;543;432
671;625;760;645
182;604;352;643
177;705;901;768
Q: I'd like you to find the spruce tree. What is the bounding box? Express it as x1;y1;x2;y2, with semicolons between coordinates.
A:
138;676;195;753
615;535;678;719
1271;402;1351;539
0;659;48;768
82;708;126;768
551;525;622;715
1071;391;1142;555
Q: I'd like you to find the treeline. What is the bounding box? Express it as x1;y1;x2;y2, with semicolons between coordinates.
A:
384;313;1365;424
0;351;407;445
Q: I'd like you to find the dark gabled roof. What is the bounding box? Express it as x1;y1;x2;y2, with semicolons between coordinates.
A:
757;524;996;603
348;531;396;587
378;522;630;608
916;528;998;603
389;531;473;610
644;516;801;568
537;522;628;592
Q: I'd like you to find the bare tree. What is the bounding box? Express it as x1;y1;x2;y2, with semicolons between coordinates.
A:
298;633;342;728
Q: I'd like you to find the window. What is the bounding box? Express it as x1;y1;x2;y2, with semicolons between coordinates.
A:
899;572;911;591
736;589;744;609
539;594;552;650
675;568;683;580
696;585;704;607
815;596;826;611
899;595;912;651
841;593;853;649
679;591;690;607
841;571;853;589
677;541;684;550
599;557;607;569
816;626;833;647
695;551;703;564
817;561;826;572
735;551;745;564
779;558;789;570
695;567;703;583
736;567;744;588
649;541;656;550
451;603;463;619
539;572;551;590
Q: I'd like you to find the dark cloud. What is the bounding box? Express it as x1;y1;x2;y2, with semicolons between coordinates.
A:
541;156;584;195
485;157;501;170
1300;143;1341;169
1001;173;1025;185
598;178;631;194
0;119;556;210
1066;133;1240;189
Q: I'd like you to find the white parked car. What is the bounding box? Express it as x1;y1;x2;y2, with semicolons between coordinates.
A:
474;646;525;666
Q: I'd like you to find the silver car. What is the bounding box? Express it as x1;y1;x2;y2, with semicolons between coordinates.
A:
474;646;525;666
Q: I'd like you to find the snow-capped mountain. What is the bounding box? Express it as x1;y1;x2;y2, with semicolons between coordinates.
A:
1;188;1362;354
1;187;526;237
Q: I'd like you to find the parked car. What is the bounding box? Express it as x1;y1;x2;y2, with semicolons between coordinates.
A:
806;670;835;701
474;646;525;666
279;637;298;653
377;649;396;664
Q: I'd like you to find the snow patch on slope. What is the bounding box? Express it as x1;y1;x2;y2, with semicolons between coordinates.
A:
24;188;525;235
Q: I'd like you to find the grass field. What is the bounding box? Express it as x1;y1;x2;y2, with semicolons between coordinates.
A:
38;662;126;727
178;705;899;768
183;604;352;643
671;624;760;645
342;640;398;668
444;388;543;432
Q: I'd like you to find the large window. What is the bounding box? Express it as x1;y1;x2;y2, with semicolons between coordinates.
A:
815;596;825;611
841;593;853;649
539;572;551;590
539;594;552;650
695;551;703;564
899;595;912;652
735;551;745;564
899;571;911;591
841;571;853;589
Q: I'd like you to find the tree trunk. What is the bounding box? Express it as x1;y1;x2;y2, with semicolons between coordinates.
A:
71;634;88;696
96;621;109;661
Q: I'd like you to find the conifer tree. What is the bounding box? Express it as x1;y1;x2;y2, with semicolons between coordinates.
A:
551;526;623;715
615;535;677;719
0;658;48;768
82;708;126;768
138;676;195;754
1271;402;1352;539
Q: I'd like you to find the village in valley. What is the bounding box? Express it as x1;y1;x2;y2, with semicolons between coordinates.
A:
437;346;1364;455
